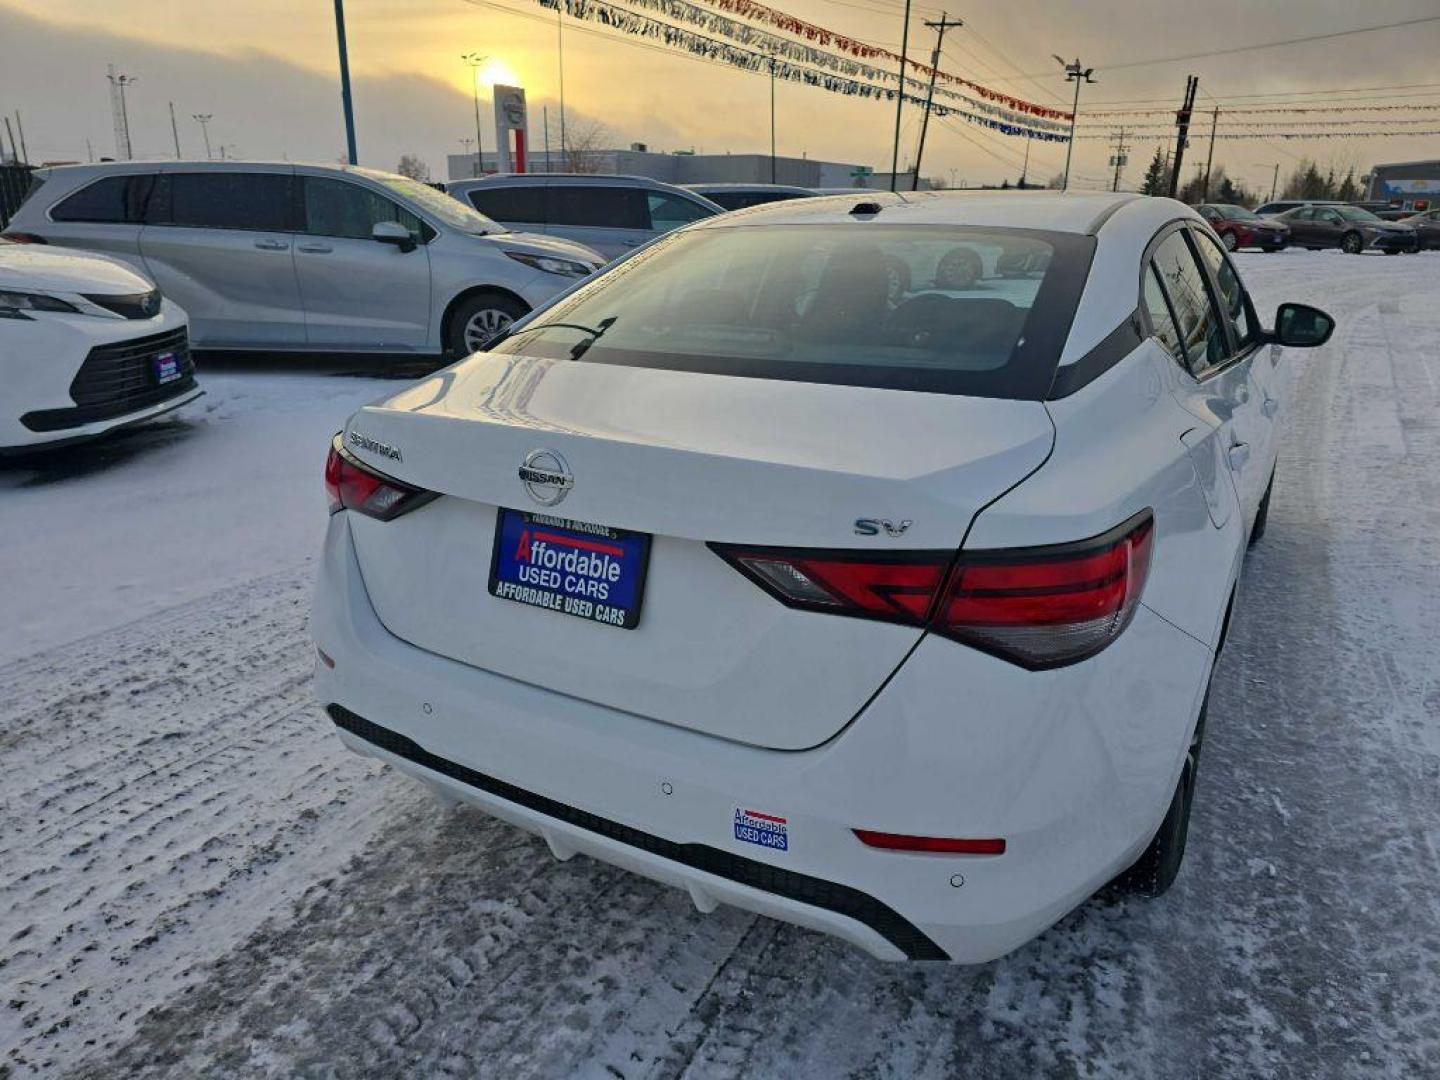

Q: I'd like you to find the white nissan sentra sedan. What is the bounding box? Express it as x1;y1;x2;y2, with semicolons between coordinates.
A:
1;238;199;452
312;192;1333;963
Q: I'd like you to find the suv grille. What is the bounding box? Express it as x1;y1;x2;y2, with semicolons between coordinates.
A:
21;327;196;432
82;289;162;319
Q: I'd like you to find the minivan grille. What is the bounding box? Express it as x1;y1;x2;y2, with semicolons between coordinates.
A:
21;327;196;432
82;289;162;320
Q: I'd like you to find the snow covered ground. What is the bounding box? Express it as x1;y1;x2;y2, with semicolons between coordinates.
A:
2;251;1438;1078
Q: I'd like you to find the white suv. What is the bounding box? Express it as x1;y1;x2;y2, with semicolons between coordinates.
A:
4;162;605;357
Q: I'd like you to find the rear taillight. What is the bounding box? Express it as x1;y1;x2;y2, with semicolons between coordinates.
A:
324;434;436;521
1;232;47;244
710;510;1153;670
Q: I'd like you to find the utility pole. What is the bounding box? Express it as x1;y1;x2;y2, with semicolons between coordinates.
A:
13;111;29;165
1109;127;1130;192
85;137;94;163
1201;105;1219;201
542;107;551;169
556;8;568;167
889;0;912;193
1167;74;1198;198
1270;162;1279;201
333;0;358;164
168;101;182;157
106;66;136;160
1019;132;1032;188
3;117;16;165
768;55;777;184
193;114;213;160
461;52;488;177
911;12;962;191
1055;56;1095;192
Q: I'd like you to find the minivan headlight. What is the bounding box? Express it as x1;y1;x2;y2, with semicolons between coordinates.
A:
504;251;593;278
0;290;81;319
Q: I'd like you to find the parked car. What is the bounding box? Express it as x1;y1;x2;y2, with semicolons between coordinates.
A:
1346;200;1412;221
1399;208;1440;249
3;162;605;357
683;183;817;211
1253;198;1342;216
1273;204;1419;254
1194;203;1290;251
1;238;199;452
447;174;722;260
312;191;1333;963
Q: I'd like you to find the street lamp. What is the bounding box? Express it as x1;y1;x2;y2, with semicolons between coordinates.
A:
1053;55;1095;192
461;52;488;177
193;114;213;160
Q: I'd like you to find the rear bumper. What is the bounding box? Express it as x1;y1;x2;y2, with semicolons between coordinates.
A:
313;514;1215;963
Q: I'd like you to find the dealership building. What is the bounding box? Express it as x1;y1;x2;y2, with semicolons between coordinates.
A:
1366;160;1439;210
446;146;924;190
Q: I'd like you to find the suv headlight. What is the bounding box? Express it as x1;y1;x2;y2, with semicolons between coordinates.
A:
503;251;594;278
0;290;81;320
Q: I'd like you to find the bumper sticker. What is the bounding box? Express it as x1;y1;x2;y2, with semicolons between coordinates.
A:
734;808;788;852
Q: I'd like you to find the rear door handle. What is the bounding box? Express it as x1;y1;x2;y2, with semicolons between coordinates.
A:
254;239;289;251
1227;441;1251;470
297;244;333;254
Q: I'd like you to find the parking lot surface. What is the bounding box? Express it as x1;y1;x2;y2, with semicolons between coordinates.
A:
2;252;1438;1079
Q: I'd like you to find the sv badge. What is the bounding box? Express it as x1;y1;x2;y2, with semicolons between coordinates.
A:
854;518;913;538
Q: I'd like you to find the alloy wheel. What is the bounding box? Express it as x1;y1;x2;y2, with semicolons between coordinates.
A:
464;308;515;352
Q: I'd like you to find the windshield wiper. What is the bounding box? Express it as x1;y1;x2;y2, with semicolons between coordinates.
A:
505;316;617;360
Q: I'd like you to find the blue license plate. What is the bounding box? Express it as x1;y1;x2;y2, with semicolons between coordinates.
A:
489;510;651;629
154;351;181;384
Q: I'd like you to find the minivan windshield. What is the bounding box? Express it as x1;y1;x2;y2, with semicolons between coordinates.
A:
359;169;507;235
492;223;1093;399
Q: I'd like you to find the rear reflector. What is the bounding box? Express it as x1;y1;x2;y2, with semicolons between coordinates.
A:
710;510;1153;669
325;434;437;521
854;831;1006;855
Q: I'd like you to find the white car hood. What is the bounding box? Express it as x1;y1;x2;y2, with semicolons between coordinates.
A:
486;230;606;266
0;243;154;295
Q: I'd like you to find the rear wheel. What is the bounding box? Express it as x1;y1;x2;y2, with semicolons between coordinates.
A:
1341;231;1364;255
445;291;529;358
1118;689;1209;897
1220;231;1238;252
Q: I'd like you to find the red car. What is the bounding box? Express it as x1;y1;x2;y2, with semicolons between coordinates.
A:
1195;204;1290;252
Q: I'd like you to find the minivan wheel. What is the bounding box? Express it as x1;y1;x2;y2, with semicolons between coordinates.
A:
1249;468;1274;547
446;292;529;357
1221;231;1238;252
1341;231;1364;255
1118;690;1209;898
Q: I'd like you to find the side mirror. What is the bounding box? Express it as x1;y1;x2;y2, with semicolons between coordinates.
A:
372;221;416;253
1269;302;1334;349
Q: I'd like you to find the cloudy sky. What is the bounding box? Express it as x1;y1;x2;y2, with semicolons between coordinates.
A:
1;0;1438;193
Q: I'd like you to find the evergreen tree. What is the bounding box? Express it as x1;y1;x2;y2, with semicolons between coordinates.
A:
1337;168;1360;202
1140;146;1169;196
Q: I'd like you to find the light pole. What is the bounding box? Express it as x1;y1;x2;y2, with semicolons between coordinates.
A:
107;68;137;160
1254;161;1279;202
333;0;358;164
768;55;777;184
193;114;213;160
461;52;488;177
1054;55;1095;192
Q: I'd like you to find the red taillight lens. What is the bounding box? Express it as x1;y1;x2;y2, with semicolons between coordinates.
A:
853;831;1006;855
710;510;1153;669
934;513;1152;668
324;435;436;521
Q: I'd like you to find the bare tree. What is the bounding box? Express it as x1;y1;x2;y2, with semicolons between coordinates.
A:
395;154;430;181
557;117;614;174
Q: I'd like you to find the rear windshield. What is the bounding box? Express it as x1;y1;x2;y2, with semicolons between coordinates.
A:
492;224;1093;399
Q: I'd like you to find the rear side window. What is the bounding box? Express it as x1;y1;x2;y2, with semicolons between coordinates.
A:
646;192;712;231
465;185;546;224
302;177;427;241
548;186;647;230
157;172;292;231
1143;266;1184;360
492;223;1093;400
51;175;153;223
1148;231;1226;374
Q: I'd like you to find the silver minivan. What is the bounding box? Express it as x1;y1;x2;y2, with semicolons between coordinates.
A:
446;174;722;260
4;162;606;355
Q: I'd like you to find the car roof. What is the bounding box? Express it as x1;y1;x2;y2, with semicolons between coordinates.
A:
687;189;1155;236
450;173;682;189
685;183;814;194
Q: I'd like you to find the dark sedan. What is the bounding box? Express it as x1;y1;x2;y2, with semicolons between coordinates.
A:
1399;208;1440;249
1195;203;1290;251
1274;204;1419;254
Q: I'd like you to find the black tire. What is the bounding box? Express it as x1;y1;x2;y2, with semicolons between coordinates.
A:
1249;468;1274;547
444;291;529;358
1341;231;1364;255
1383;249;1401;256
1220;231;1238;252
1117;689;1209;898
